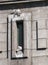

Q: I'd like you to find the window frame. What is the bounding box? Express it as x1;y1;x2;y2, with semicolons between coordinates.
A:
36;21;46;50
10;19;27;60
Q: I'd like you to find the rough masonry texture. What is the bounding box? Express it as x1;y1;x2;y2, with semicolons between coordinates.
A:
0;0;48;65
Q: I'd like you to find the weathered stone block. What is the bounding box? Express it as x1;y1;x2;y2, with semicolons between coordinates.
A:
46;40;48;48
32;20;46;31
32;56;47;65
24;50;31;65
0;59;8;65
32;49;47;57
38;39;46;49
32;29;47;39
10;60;19;65
0;14;8;23
32;39;46;49
31;39;36;49
0;52;7;59
0;24;7;32
0;42;6;51
0;33;7;42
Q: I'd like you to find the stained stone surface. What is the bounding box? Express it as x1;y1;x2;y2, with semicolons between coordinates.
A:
0;4;48;65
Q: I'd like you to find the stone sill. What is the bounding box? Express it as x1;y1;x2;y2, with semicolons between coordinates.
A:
37;48;46;50
11;56;28;60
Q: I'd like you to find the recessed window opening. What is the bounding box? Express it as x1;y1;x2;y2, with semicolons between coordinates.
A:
16;20;24;52
7;12;30;60
36;22;46;50
10;19;27;59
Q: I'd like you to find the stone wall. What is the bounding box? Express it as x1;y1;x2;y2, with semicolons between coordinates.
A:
20;6;48;65
0;5;48;65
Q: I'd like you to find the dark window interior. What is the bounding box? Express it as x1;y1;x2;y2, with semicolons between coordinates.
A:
16;20;24;52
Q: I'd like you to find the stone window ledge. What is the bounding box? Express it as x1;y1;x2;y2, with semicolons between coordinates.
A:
11;56;28;60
